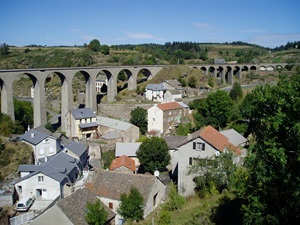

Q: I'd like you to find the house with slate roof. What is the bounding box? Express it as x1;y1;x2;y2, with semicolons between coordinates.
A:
66;108;98;140
97;116;140;142
21;126;62;165
162;79;183;91
145;83;166;102
85;170;166;224
29;187;115;225
64;140;89;170
164;126;244;197
147;102;184;136
14;151;83;207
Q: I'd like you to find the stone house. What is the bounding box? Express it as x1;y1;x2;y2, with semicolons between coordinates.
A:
97;116;140;142
85;170;166;224
164;89;182;103
28;187;115;225
147;102;184;135
110;155;136;174
66;108;98;140
115;142;142;167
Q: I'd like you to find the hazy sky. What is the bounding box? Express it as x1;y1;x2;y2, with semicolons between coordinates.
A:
1;0;299;48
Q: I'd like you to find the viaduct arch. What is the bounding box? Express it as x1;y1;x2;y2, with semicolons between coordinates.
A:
0;63;286;131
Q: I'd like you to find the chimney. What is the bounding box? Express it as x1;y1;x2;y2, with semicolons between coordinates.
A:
31;132;35;138
187;133;192;140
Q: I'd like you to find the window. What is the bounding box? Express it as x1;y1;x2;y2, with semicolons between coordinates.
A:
153;193;158;207
38;176;44;183
189;157;193;165
109;202;113;209
17;185;22;193
193;142;205;151
39;148;45;155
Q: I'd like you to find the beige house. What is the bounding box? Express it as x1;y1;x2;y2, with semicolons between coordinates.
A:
85;170;166;224
66;108;98;140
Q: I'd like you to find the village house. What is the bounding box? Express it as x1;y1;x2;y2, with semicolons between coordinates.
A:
20;126;63;165
164;126;244;197
28;187;115;225
147;102;184;136
66;108;98;140
110;155;136;174
13;151;86;211
115;142;142;167
164;89;182;103
85;170;166;225
144;83;166;102
97;116;140;142
64;140;89;170
95;75;108;94
162;79;183;92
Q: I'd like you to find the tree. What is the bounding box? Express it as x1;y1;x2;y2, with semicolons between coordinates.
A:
101;45;110;55
85;199;108;225
88;39;101;52
136;137;171;173
235;73;300;225
163;182;185;211
118;187;144;222
0;43;9;56
14;98;33;132
129;107;147;135
193;90;234;129
229;82;243;101
188;76;197;88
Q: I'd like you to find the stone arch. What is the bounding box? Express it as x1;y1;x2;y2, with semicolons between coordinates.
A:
101;69;115;102
250;65;257;71
200;66;207;75
208;66;216;77
225;66;233;84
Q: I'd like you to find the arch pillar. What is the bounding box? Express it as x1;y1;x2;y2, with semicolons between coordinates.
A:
85;72;97;112
0;76;14;121
33;76;47;128
227;66;233;85
106;70;117;102
128;69;138;90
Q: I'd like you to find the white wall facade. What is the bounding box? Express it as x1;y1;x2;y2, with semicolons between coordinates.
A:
15;173;61;201
163;91;182;103
177;137;219;197
34;138;60;164
147;105;163;132
145;89;164;102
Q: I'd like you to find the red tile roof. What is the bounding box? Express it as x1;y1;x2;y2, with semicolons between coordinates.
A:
157;102;181;111
110;155;136;172
199;126;242;155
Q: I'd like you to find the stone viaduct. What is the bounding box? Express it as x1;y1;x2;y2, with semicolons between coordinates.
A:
0;63;286;132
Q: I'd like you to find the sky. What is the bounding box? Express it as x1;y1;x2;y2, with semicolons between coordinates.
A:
0;0;299;48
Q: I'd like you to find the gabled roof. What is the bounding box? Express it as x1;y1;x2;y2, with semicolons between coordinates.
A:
157;102;181;111
198;126;241;155
115;142;141;157
110;155;136;172
86;170;160;203
97;116;133;131
57;187;115;225
71;108;96;120
166;89;182;95
163;80;182;89
164;136;187;150
220;129;248;146
145;83;166;91
66;141;87;157
15;152;80;185
21;128;56;145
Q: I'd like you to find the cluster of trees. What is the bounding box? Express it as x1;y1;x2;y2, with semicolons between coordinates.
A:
273;41;300;51
189;68;300;224
85;39;110;55
0;43;9;56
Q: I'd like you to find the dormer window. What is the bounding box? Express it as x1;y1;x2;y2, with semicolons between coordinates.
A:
193;142;205;151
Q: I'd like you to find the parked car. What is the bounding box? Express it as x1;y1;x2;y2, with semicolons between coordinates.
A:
16;197;34;212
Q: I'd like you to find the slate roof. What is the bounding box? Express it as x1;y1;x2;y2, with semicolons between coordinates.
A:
21;128;55;145
15;152;80;185
164;136;187;150
166;89;182;95
85;170;158;203
66;141;87;158
97;116;132;131
145;83;166;91
101;131;121;140
71;108;96;120
220;129;248;146
163;80;182;89
110;155;136;172
115;142;141;157
57;187;115;225
157;102;181;111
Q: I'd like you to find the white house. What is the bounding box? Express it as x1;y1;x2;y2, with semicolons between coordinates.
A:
147;102;183;135
96;75;108;94
164;89;182;103
164;126;243;197
14;152;83;204
86;170;166;224
21;127;62;165
145;83;166;102
66;108;98;140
